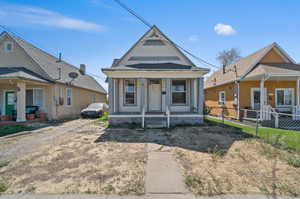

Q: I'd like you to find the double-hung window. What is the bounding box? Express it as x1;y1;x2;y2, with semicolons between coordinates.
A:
26;88;44;109
124;79;136;105
66;88;73;106
172;80;187;105
219;91;225;105
276;88;293;107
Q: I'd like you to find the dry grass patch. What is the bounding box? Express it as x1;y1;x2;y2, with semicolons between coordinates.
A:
174;139;300;196
0;122;146;195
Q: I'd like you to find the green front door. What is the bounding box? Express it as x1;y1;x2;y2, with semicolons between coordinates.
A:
5;91;16;116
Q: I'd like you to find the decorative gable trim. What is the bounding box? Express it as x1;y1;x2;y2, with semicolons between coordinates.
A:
115;25;196;67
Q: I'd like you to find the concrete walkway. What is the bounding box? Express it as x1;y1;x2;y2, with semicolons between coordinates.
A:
0;194;298;199
145;143;188;194
0;119;92;161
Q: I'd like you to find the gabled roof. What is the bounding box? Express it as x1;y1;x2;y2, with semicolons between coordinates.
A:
109;25;209;73
0;31;106;94
205;42;295;88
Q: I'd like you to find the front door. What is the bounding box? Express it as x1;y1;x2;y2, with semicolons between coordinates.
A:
5;91;16;116
251;88;267;110
148;80;161;112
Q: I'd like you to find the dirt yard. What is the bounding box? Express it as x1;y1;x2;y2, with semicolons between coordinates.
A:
0;121;146;195
172;126;300;196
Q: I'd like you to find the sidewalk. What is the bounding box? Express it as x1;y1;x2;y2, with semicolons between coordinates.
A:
0;194;298;199
145;143;188;194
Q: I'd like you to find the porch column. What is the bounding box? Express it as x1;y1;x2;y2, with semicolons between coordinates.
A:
108;78;114;114
16;81;26;122
140;78;146;112
297;77;300;106
260;78;265;120
113;79;119;113
165;78;171;111
198;77;204;114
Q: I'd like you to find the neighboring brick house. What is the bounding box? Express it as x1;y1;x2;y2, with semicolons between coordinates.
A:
205;42;299;120
0;31;106;122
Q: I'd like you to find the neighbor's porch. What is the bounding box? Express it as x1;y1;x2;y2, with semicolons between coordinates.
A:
0;79;53;124
240;73;300;129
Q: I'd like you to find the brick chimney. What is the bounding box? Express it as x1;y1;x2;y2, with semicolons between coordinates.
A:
79;64;86;75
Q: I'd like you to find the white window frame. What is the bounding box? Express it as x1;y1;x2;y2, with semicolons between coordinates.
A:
171;79;187;105
123;79;137;106
4;41;13;53
91;93;96;103
66;88;73;106
275;88;294;107
218;91;225;105
250;88;267;109
26;88;45;109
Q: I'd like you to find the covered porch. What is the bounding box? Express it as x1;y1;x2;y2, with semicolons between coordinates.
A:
0;79;52;124
107;76;204;128
241;63;300;129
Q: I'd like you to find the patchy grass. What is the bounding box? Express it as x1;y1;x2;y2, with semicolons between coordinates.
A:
174;137;300;196
206;117;300;152
0;161;9;168
0;123;146;195
0;180;8;193
0;125;31;137
285;155;300;168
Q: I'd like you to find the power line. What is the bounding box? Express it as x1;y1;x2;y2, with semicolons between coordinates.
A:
112;0;220;69
112;0;152;28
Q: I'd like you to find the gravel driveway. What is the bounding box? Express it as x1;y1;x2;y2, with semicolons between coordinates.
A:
0;119;93;162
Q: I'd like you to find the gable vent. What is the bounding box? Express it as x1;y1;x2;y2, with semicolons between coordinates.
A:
143;40;165;46
128;56;181;61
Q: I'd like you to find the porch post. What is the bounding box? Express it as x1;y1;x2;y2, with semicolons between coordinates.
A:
16;81;26;122
297;77;300;106
108;78;114;114
165;78;171;110
140;78;146;111
260;78;265;120
198;77;204;114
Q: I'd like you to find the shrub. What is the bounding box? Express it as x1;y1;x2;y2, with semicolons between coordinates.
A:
100;112;108;121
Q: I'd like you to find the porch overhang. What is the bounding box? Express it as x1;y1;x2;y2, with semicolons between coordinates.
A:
102;69;208;78
243;72;300;81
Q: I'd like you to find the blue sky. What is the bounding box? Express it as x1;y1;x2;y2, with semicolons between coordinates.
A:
0;0;299;89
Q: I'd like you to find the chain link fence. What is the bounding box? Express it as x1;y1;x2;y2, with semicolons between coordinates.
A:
206;106;300;131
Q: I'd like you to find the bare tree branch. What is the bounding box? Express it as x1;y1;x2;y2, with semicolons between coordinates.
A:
216;48;242;66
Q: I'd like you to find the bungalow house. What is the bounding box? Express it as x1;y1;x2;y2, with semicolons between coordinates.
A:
0;31;106;122
204;42;300;121
102;26;209;128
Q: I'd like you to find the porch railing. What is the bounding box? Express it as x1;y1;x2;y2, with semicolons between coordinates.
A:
142;106;145;129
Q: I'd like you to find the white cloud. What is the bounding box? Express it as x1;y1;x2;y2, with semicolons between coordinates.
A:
188;35;199;42
214;23;236;35
0;4;105;32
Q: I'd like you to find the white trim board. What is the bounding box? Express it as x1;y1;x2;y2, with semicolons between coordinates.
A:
109;114;203;118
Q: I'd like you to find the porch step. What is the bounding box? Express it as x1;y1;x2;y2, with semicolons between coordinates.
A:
146;117;167;129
